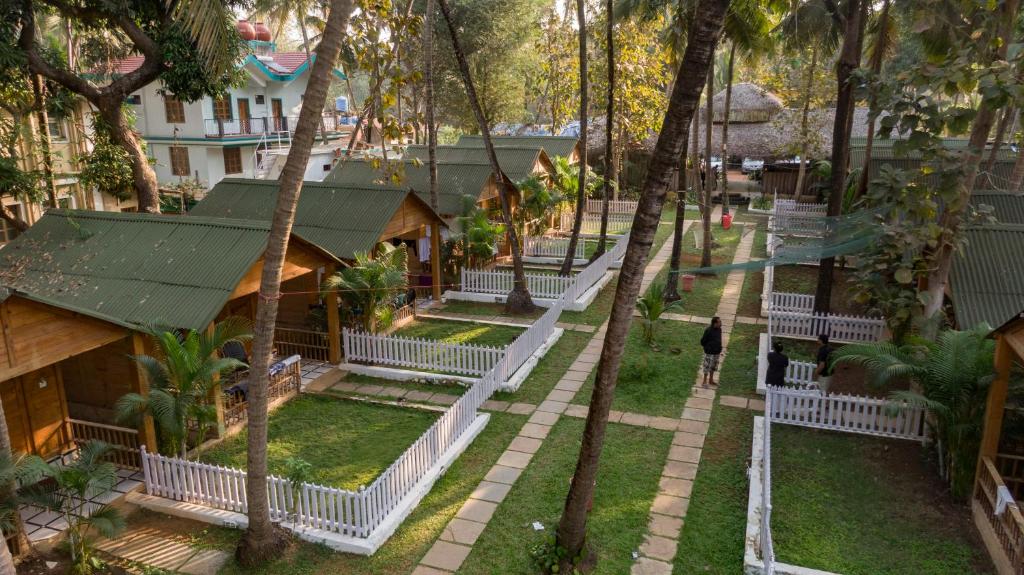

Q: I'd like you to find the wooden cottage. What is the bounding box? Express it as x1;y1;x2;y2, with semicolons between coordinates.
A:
402;144;556;184
0;210;340;459
454;135;582;164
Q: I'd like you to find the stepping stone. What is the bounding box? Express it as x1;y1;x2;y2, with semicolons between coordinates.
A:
546;389;575;403
482;400;511;411
555;380;583;392
607;410;624;423
355;384;383;395
404;390;435;402
668;446;701;464
455;498;499;523
528;411;560;425
640;534;678;561
412;566;450;575
659;477;693;498
378;386;409;398
537;400;569;414
508;436;544;454
562;370;590;382
575;324;596;333
649;417;678;431
620;412;651;427
506;403;536;415
420;541;472;572
631;556;673;575
677;419;709;435
440;517;487;546
331;381;359;393
748;399;765;411
484;465;523;485
686;396;714;410
496;450;533;469
520;423;552;440
690;387;715;399
471;481;513;504
672;431;705;448
651;494;689;518
680;407;711;422
648;514;683;538
431;393;459;406
662;460;698;480
719;395;748;409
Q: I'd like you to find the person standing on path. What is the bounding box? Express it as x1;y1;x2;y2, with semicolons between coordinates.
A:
700;316;723;388
766;340;789;388
815;334;834;394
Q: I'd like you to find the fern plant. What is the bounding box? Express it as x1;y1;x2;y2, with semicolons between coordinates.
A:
833;325;996;499
636;283;682;346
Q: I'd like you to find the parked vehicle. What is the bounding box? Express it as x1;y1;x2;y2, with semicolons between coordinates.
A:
741;157;764;173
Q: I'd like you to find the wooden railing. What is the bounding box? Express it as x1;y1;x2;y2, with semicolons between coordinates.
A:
997;453;1024;501
274;327;331;363
67;419;141;470
222;358;302;428
975;457;1024;574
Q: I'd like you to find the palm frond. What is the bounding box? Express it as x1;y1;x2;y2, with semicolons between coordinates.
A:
170;0;243;79
82;505;125;540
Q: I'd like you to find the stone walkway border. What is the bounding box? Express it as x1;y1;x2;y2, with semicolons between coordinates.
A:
411;220;690;575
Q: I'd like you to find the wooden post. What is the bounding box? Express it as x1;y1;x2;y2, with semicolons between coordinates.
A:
430;222;442;303
325;263;342;364
206;323;226;437
976;333;1014;485
129;332;159;452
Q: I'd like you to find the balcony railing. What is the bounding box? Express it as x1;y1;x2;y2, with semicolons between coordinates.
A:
975;456;1024;574
204;115;342;138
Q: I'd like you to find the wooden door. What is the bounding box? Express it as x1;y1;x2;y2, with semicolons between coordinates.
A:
0;378;31;455
271;99;283;131
21;365;68;457
237;99;251;134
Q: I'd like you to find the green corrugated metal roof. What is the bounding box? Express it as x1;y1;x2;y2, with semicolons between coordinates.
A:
850;145;1017;162
0;210;282;331
850;137;976;149
972;191;1024;224
324;159;493;215
402;145;550;183
192;179;442;259
455;135;579;159
951;223;1024;330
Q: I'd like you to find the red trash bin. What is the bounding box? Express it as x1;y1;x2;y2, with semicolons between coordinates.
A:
681;274;696;292
722;212;733;230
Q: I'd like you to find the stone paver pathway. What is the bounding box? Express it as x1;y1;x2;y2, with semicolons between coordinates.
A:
412;220;690;575
631;217;755;575
95;526;229;575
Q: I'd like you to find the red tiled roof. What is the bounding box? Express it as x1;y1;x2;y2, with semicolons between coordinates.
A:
268;52;311;73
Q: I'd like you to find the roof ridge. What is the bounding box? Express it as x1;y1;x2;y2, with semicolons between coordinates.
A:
46;209;274;230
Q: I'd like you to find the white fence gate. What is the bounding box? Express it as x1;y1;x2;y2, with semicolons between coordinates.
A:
766;386;928;440
769;310;885;343
523;236;586;259
585;198;638;214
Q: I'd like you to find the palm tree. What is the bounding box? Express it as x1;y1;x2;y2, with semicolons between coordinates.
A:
237;0;355;565
559;0;590;276
0;451;47;574
20;441;124;571
554;0;730;568
437;0;535;314
833;326;995;499
700;62;715;269
323;243;408;333
116;318;252;457
459;206;506;268
636;282;682;344
424;0;441;300
594;0;615;259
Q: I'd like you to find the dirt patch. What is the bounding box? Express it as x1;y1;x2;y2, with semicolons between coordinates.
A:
17;552;131;575
773;266;868;316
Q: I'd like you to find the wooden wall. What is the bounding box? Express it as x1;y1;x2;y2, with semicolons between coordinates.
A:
59;336;136;424
381;195;441;240
1;364;70;457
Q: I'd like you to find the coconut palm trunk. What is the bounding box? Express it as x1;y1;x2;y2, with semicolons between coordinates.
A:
593;0;614;259
794;44;818;200
854;0;890;200
813;0;865;315
424;0;441;300
554;0;730;568
720;42;735;215
298;18;330;146
437;0;535;313
236;0;354;565
560;0;589;276
700;62;715;269
664;128;690;303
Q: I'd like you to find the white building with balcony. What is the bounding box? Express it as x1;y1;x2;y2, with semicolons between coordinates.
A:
105;23;351;190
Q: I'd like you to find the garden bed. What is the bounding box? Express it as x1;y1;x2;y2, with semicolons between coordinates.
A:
570;320;704;417
459;417;671;574
197;395;438;490
770;426;995;574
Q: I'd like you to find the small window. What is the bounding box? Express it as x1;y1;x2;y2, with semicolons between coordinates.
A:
126;94;142;105
56;195;75;209
255;94;265;105
120;206;138;213
223;147;242;175
169;146;190;176
0;204;23;242
47;118;66;140
213;97;232;121
165;95;185;123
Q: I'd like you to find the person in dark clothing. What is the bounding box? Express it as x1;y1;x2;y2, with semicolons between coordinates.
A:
815;333;834;394
765;341;789;388
700;317;723;388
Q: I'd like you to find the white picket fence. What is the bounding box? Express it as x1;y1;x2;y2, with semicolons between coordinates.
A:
761;395;776;575
769;292;815;313
523;235;586;259
342;330;505;377
585;198;637;214
774;198;827;216
765;386;928;440
559;211;632;235
768;310;885;344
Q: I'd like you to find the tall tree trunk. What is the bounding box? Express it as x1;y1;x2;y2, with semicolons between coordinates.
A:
437;0;535;314
1010;110;1024;190
922;0;1021;324
31;74;57;208
298;19;330;146
664;127;690;303
424;0;442;301
235;0;354;566
983;106;1014;187
854;0;891;201
720;42;735;215
794;44;819;200
560;0;589;275
700;62;715;269
593;0;614;260
554;1;730;568
97;102;160;212
813;0;865;315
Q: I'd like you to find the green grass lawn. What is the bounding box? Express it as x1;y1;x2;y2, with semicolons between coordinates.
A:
394;318;524;348
647;224;743;318
199;412;529;575
772;265;868;316
332;373;468;398
198;396;437;490
737;270;764;317
492;329;591;405
674;406;755;574
582;237;617;259
717;323;763;398
437;300;546;321
772;426;994;575
571;320;703;417
458;418;672;575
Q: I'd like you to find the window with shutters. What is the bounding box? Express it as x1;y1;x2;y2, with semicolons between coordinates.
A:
169;146;190;176
164;96;185;123
213;97;232;120
223;147;242;175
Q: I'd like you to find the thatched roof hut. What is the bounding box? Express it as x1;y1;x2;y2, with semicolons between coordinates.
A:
709;83;785;123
